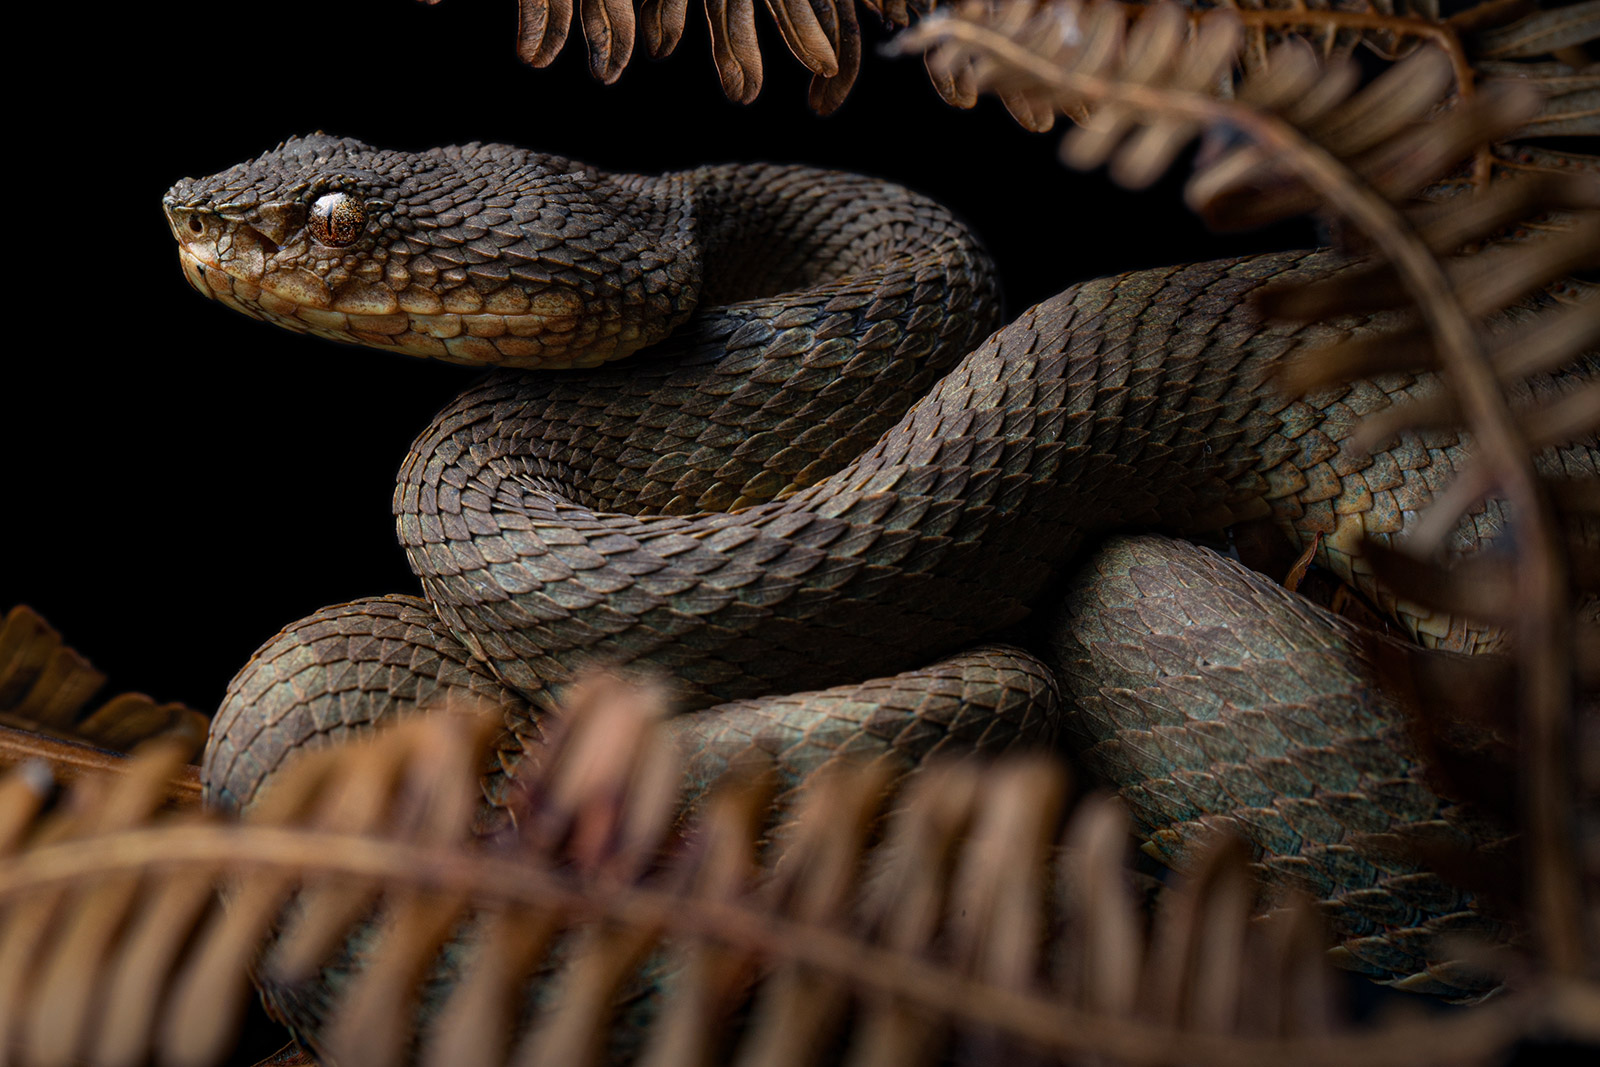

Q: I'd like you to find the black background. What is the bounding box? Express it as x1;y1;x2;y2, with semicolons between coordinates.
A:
8;0;1312;714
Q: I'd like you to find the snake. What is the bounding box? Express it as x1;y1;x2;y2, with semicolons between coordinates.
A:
162;133;1594;1027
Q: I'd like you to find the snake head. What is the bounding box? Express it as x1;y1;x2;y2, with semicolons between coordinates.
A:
162;133;702;369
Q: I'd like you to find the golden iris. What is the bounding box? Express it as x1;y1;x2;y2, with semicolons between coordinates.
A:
309;192;365;248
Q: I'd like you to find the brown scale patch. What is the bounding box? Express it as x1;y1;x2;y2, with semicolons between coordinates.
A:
349;313;410;336
332;280;399;315
441;287;483;314
443;336;502;363
297;308;348;332
415;314;462;339
484;289;530;314
398;287;443;314
464;315;507;338
396;332;447;358
493;337;541;360
263;269;331;309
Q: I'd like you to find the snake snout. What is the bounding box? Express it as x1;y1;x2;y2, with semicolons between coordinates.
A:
161;200;212;251
163;201;229;302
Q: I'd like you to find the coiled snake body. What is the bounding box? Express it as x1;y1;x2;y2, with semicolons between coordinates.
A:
164;135;1594;1015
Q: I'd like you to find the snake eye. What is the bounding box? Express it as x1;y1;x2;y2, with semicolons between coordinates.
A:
309;192;365;247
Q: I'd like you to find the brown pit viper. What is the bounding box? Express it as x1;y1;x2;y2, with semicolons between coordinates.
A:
163;134;1595;1018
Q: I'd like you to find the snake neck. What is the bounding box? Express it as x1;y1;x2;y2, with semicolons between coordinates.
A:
394;165;1003;524
674;164;975;306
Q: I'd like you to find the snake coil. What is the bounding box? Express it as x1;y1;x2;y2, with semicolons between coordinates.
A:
163;135;1595;1019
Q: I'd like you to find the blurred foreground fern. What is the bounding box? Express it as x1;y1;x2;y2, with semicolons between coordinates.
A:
2;685;1595;1066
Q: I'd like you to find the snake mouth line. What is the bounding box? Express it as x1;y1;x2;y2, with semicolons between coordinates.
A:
174;245;633;369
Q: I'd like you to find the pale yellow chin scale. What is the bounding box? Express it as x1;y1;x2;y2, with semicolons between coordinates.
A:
174;245;642;369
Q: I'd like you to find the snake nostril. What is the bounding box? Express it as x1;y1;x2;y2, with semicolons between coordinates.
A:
188;216;203;234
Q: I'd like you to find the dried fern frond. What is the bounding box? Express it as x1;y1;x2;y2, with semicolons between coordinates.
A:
11;681;1594;1066
901;1;1545;199
0;605;206;755
416;0;1585;124
1184;0;1593;135
1478;56;1600;139
422;0;907;108
898;0;1595;981
0;604;206;806
1468;1;1600;62
1209;0;1445;65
